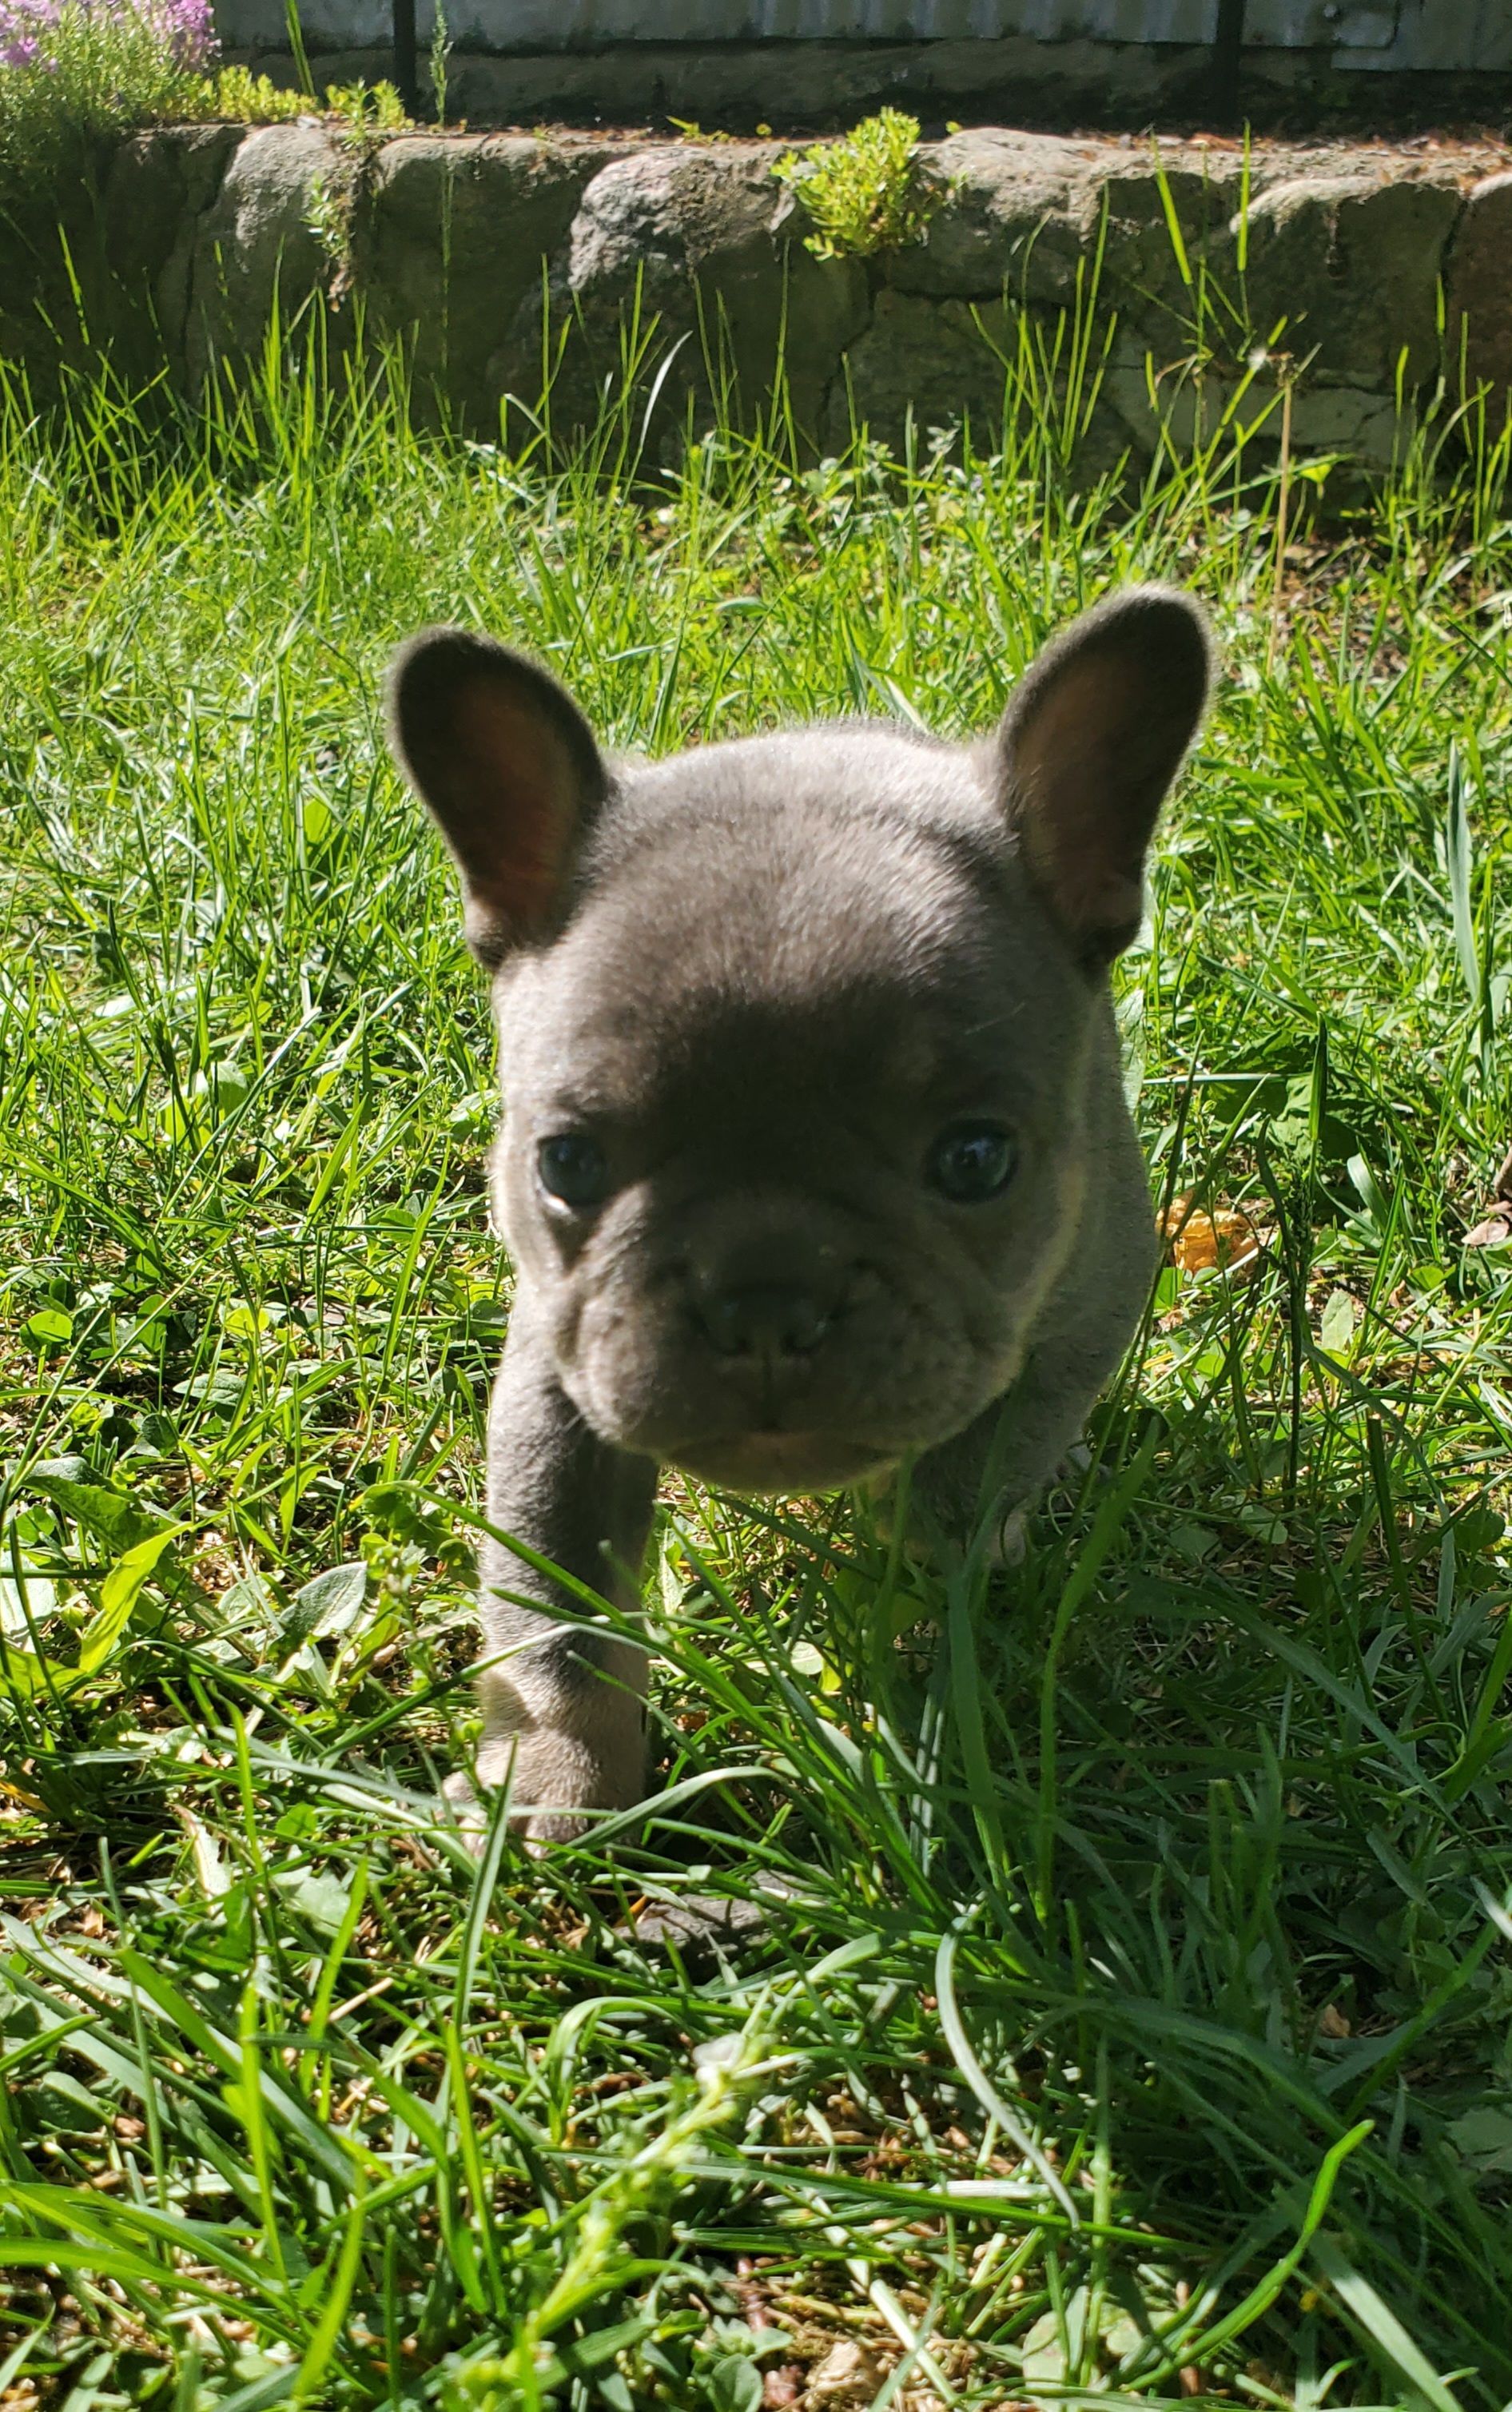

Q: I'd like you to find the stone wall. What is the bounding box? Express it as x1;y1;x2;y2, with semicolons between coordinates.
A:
15;125;1512;474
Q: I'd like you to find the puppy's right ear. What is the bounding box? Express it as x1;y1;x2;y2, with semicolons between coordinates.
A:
997;587;1211;969
386;628;609;967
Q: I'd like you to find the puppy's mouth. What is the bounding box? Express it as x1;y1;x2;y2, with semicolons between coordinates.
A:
665;1431;900;1495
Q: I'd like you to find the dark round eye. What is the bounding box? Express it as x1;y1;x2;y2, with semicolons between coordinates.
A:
537;1132;611;1210
928;1121;1018;1203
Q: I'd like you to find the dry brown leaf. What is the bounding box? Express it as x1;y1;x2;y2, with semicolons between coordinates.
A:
807;2341;888;2402
1464;1204;1512;1249
1160;1193;1262;1275
1318;2001;1352;2039
764;2370;806;2409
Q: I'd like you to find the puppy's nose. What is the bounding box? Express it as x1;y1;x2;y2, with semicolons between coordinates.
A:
697;1281;830;1359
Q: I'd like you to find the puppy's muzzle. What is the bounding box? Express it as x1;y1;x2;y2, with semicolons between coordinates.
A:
694;1280;831;1361
684;1217;848;1415
623;1228;908;1485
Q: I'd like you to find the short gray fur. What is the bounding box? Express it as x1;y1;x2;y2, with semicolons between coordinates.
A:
386;587;1211;1840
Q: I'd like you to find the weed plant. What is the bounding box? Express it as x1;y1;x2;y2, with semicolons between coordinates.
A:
0;0;211;223
774;109;935;261
0;0;406;245
0;324;1511;2410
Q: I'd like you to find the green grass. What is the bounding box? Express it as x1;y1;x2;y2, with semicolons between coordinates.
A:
2;326;1512;2412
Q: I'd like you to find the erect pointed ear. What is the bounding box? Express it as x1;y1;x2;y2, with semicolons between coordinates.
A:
385;627;610;968
997;586;1212;968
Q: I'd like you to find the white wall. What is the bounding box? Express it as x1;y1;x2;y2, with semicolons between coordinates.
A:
212;0;1510;72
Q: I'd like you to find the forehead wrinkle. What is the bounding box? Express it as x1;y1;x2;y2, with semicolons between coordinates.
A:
533;923;1056;1132
576;823;986;1037
511;778;1077;1126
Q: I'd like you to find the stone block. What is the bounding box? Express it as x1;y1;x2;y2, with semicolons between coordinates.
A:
1448;172;1512;409
1088;157;1245;347
822;285;1026;455
1235;172;1461;391
521;145;869;451
355;134;612;431
102;125;241;366
892;129;1095;304
1102;328;1407;471
185;122;345;386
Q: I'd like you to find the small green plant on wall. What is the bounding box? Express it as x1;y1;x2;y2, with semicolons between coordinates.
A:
773;107;937;260
322;76;408;135
195;63;304;121
302;82;409;288
181;68;408;129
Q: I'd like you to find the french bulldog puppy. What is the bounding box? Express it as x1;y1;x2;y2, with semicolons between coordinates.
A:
386;588;1211;1840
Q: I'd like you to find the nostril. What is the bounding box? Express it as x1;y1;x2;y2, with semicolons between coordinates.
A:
698;1282;830;1359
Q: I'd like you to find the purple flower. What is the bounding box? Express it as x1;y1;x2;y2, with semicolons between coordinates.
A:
0;0;217;74
0;0;62;41
149;0;213;67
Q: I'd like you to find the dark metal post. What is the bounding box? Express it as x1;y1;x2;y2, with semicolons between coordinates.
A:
393;0;419;116
1212;0;1245;123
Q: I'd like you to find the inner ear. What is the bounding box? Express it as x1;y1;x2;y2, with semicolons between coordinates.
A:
999;586;1212;967
386;628;609;967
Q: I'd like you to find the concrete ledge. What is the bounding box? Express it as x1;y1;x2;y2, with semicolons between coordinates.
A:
221;41;1512;135
225;38;1222;127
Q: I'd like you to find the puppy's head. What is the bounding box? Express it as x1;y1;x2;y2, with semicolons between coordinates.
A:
388;592;1209;1492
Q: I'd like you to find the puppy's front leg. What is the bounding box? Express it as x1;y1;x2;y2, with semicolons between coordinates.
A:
912;1254;1154;1562
914;1087;1158;1561
453;1293;658;1843
911;1350;1110;1564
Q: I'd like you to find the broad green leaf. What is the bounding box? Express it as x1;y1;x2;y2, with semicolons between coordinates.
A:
280;1561;365;1650
78;1528;183;1674
25;1308;72;1347
706;2355;763;2412
274;1868;352;1934
1319;1288;1358;1356
22;1471;172;1558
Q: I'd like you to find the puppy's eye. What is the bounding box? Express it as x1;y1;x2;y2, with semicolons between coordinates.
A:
928;1121;1017;1204
537;1132;611;1210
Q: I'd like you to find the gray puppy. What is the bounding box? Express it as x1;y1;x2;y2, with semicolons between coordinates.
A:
386;587;1211;1839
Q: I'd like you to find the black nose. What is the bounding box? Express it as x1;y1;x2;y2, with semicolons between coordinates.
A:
697;1282;830;1359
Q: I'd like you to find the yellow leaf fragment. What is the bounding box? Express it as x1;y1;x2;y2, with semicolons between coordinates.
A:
1159;1193;1261;1276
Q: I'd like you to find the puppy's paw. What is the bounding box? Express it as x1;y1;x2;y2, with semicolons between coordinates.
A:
441;1730;645;1857
989;1505;1029;1568
439;1767;490;1856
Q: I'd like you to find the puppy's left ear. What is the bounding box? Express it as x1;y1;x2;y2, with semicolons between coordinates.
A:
386;627;610;968
997;586;1212;967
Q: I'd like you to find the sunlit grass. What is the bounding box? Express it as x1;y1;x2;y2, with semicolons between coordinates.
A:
0;323;1511;2408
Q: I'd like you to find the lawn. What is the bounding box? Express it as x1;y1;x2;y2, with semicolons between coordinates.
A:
2;336;1512;2412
